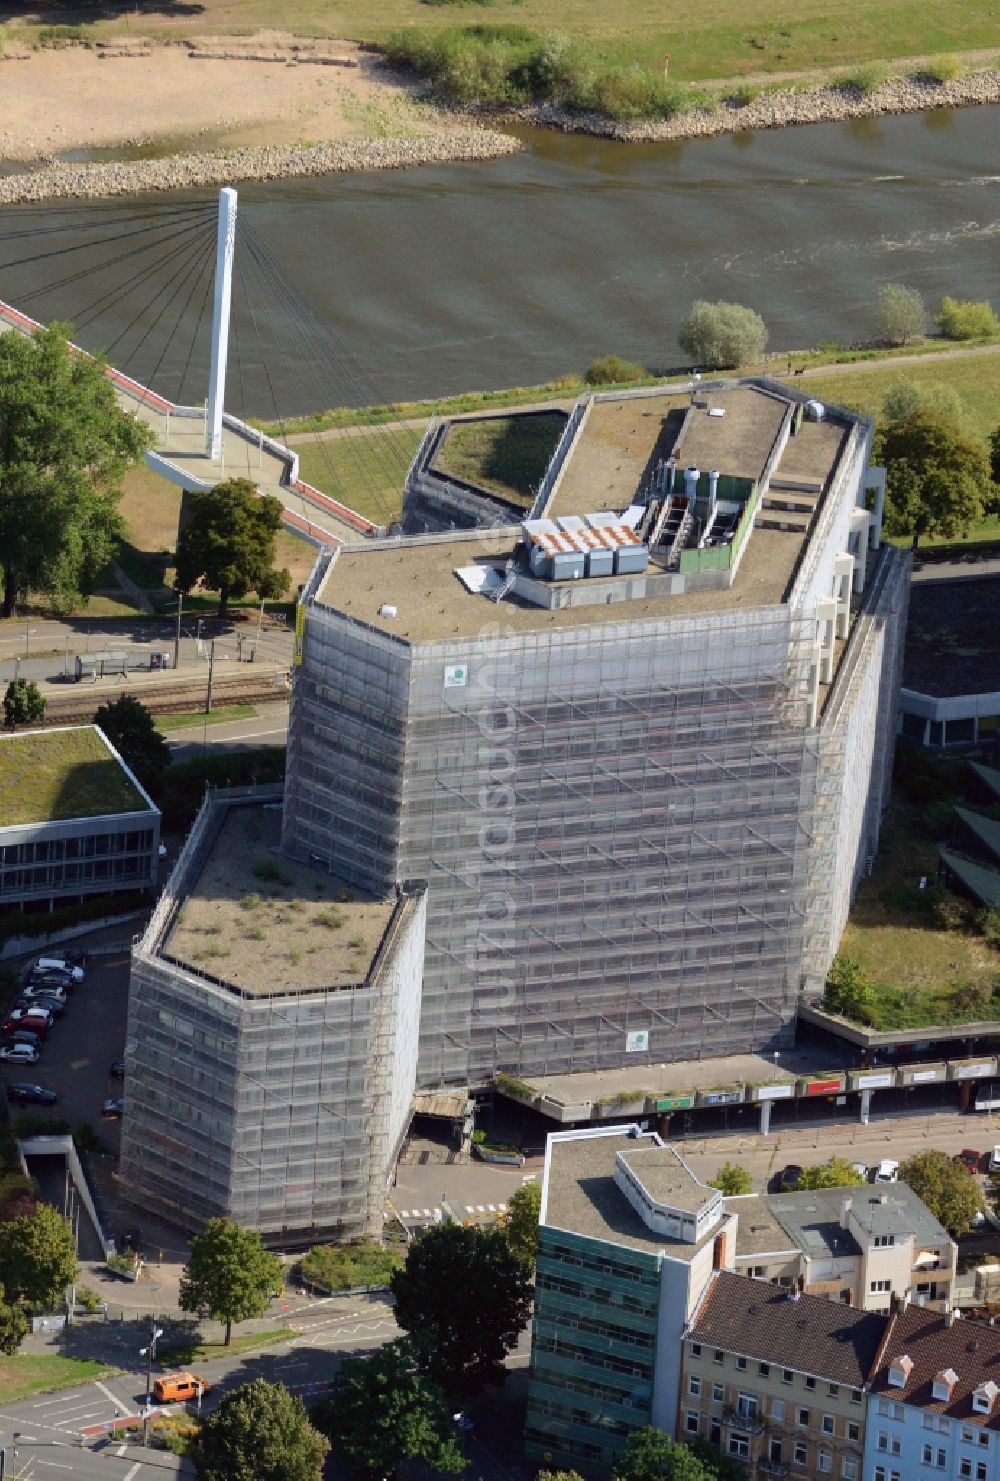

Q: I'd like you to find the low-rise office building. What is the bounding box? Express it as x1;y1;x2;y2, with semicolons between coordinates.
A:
682;1271;884;1478
863;1305;1000;1481
0;724;160;918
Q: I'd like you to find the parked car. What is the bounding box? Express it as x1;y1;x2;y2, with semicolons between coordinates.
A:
152;1373;211;1405
102;1097;125;1118
27;970;75;994
0;1044;39;1064
874;1159;900;1183
2;1010;52;1039
779;1164;803;1191
28;955;84;983
5;1083;57;1105
109;1059;126;1080
1;1031;42;1049
21;982;67;1005
990;1147;1000;1173
955;1148;983;1175
14;996;65;1018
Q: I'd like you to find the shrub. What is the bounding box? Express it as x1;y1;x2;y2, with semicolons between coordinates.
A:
11;1113;70;1139
824;954;874;1020
937;296;1000;341
978;907;1000;947
728;82;759;107
933;894;972;932
239;893;261;911
75;1285;101;1312
678;300;768;369
839;62;889;95
921;54;963;84
874;283;927;346
299;1241;402;1292
584;354;645;386
252;858;290;886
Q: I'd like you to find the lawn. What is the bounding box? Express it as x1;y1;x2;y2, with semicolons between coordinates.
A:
804;350;1000;450
0;727;147;826
15;0;999;84
156;1327;296;1366
435;412;566;509
156;705;257;734
0;1355;119;1404
295;426;418;527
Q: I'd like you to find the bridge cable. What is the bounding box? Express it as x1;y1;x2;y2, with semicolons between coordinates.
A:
0;204;215;276
15;212;215;313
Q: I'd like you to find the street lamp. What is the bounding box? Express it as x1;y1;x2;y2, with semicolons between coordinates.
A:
140;1322;164;1409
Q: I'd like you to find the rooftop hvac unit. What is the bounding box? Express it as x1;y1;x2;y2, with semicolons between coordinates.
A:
805;399;826;421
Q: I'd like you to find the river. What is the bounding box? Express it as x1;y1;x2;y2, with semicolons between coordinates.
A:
4;106;999;415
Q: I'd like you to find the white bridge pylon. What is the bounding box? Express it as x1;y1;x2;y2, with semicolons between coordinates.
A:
206;185;237;461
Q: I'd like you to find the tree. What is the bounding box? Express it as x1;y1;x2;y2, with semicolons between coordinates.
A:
874;283;927;346
686;1436;747;1481
178;1218;282;1346
876;409;995;549
194;1378;328;1481
0;1284;29;1355
986;1168;1000;1219
0;1203;77;1309
314;1337;464;1478
613;1426;718;1481
797;1157;866;1190
506;1179;541;1266
678;301;768;370
709;1162;753;1196
174;478;290;618
390;1221;532;1396
93;693;171;798
823;955;874;1023
881;376;968;432
3;679;45;729
0;322;152;618
989;423;1000;487
936;297;1000;341
899;1150;984;1237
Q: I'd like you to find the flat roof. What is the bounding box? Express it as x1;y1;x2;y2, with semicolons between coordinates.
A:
904;576;1000;698
618;1144;715;1215
724;1195;799;1259
164;803;394;995
543;1130;726;1261
544;394;688;520
768;1183;950;1257
670;385;788;484
0;725;149;827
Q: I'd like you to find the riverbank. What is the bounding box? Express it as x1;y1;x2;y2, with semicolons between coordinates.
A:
0;130;522;205
506;68;1000;143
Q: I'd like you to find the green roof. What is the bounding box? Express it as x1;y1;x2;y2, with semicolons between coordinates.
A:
0;726;149;828
955;806;1000;867
938;847;1000;909
969;761;1000;804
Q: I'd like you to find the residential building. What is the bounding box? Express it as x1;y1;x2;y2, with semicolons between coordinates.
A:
862;1305;1000;1481
120;787;425;1244
0;724;160;919
281;378;908;1088
525;1126;738;1475
729;1184;956;1312
682;1270;884;1479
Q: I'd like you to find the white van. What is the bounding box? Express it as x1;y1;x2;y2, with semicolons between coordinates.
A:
32;957;84;983
874;1159;899;1184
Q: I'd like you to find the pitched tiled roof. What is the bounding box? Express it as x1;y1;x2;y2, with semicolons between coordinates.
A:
690;1271;888;1387
870;1307;1000;1431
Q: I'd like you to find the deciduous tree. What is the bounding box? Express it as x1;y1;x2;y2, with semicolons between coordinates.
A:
3;679;45;729
936;297;1000;341
613;1426;721;1481
899;1150;984;1236
709;1162;753;1196
505;1179;541;1267
678;301;768;370
194;1378;328;1481
390;1221;532;1396
179;1218;282;1346
314;1337;464;1478
876;409;995;549
93;693;170;798
0;323;152;618
874;283;927;346
0;1203;77;1310
0;1283;28;1355
797;1157;866;1190
174;478;290;618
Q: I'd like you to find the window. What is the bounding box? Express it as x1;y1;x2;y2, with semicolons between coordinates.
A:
713;1349;724;1365
783;1369;794;1385
736;1356;747;1372
962;1430;975;1444
960;1462;972;1480
847;1423;860;1442
685;1410;699;1435
759;1362;770;1378
794;1443;807;1467
937;1452;946;1470
737;1394;759;1422
851;1390;863;1405
689;1376;702;1398
877;1401;890;1417
798;1409;810;1428
842;1461;857;1481
871;1280;892;1293
771;1399;786;1423
874;1234;895;1247
878;1433;890;1453
769;1441;783;1465
978;1434;990;1449
976;1464;988;1481
805;1376;816;1391
691;1343;702;1357
729;1435;750;1461
712;1384;724;1402
818;1451;832;1474
750;1265;766;1278
828;1384;840;1399
821;1415;834;1435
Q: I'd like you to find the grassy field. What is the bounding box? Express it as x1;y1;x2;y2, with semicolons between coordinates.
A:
157;705;257;734
434;412;565;508
0;728;145;826
0;1355;118;1404
804;352;1000;449
157;1328;296;1366
295;427;418;527
14;0;999;84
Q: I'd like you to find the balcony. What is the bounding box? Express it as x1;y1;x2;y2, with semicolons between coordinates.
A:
723;1405;766;1435
758;1461;790;1477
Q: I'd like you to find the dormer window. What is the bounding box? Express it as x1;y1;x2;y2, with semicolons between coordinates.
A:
932;1368;959;1402
888;1355;913;1388
972;1381;999;1415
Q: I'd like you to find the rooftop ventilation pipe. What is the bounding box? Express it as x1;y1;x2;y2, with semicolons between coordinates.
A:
708;470;720;514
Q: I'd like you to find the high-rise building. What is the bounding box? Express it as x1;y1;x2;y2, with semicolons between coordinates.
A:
282;379;908;1086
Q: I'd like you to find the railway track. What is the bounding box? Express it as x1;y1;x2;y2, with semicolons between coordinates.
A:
42;674;289;725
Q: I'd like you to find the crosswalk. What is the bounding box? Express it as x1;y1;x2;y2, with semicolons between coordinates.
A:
4;1375;141;1444
392;1202;507;1223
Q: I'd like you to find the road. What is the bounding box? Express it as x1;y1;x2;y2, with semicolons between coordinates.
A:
164;702;288;762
